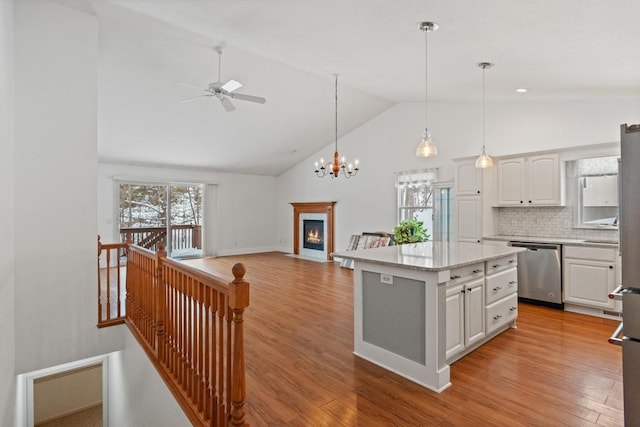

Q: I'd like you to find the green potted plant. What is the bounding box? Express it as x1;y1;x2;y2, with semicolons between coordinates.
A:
393;217;430;244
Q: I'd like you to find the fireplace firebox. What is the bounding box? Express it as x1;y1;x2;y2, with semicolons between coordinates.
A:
303;220;324;251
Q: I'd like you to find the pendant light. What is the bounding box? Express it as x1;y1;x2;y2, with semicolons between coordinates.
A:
416;21;439;158
314;74;359;179
475;62;494;168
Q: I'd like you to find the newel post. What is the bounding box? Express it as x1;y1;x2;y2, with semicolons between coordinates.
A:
155;241;167;361
229;263;249;426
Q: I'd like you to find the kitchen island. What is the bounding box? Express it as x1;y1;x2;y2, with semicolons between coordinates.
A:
333;241;525;393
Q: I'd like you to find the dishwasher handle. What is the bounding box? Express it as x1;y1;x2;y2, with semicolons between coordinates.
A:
509;241;561;251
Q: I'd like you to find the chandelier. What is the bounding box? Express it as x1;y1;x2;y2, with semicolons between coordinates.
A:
314;74;359;179
416;21;439;158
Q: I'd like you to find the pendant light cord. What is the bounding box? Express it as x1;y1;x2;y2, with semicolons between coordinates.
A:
334;74;338;152
425;28;429;128
482;66;486;151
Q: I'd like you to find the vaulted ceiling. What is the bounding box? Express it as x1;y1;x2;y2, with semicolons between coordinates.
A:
55;0;640;175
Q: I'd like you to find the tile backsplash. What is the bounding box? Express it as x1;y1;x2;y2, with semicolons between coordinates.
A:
497;206;619;241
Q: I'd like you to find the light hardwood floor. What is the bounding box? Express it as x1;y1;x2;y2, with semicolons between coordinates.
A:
185;252;624;426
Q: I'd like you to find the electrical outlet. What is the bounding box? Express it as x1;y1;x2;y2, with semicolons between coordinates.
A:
380;274;394;285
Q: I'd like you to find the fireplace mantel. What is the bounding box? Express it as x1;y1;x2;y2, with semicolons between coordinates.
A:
290;202;336;260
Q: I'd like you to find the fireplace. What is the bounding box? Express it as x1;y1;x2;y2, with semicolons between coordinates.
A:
290;202;336;261
303;220;324;251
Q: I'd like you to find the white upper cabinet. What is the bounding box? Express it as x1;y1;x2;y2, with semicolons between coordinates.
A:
497;154;564;206
456;196;482;243
496;158;525;205
527;154;562;204
455;160;482;196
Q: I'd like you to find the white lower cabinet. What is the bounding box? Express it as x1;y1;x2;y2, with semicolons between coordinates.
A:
563;245;618;310
446;283;465;359
446;277;485;360
446;256;518;361
484;257;518;335
486;293;518;334
465;280;486;346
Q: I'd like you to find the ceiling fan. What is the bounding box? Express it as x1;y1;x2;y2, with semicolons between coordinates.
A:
179;46;266;112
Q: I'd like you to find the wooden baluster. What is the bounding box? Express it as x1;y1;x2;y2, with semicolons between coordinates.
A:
186;275;193;398
155;242;167;362
115;247;122;319
97;235;103;324
105;243;112;322
229;263;249;426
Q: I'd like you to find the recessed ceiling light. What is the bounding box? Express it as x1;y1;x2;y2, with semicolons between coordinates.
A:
516;88;528;93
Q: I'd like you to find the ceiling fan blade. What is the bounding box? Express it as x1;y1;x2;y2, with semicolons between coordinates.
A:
229;92;266;104
180;95;207;103
177;82;205;90
220;79;242;93
220;97;236;112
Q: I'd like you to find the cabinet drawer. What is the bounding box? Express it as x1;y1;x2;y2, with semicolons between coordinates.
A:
564;245;617;262
447;262;484;286
485;254;517;275
486;293;518;335
485;267;518;305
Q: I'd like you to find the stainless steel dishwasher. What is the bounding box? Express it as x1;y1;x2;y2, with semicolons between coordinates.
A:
508;241;563;309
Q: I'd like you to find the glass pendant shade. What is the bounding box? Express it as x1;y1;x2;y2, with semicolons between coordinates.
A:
416;21;438;158
416;129;438;157
475;147;494;168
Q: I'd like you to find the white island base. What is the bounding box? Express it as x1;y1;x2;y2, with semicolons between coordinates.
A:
335;242;524;393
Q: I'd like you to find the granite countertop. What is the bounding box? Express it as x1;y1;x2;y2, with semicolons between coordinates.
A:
483;235;619;248
332;241;525;272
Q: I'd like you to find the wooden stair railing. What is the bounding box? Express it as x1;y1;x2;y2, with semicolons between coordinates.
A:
125;242;249;426
97;234;130;327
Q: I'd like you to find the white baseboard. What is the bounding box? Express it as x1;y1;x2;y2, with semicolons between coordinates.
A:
216;246;282;256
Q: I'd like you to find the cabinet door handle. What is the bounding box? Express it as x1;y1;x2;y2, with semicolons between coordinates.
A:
509;281;517;285
508;260;516;264
520;200;523;204
493;286;502;292
492;264;501;268
509;306;517;312
493;314;503;320
609;266;614;269
472;269;482;274
450;275;461;280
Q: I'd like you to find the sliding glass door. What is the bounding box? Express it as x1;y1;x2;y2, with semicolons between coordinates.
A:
118;182;204;258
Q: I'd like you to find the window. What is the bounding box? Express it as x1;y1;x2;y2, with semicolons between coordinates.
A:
118;182;204;258
396;169;438;238
574;156;618;228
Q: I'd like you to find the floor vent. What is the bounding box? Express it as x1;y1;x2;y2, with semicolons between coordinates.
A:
603;310;622;318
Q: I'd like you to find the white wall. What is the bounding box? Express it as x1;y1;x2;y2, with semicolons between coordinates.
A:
0;0;15;424
98;163;278;256
13;0;123;375
276;99;640;252
107;335;190;427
